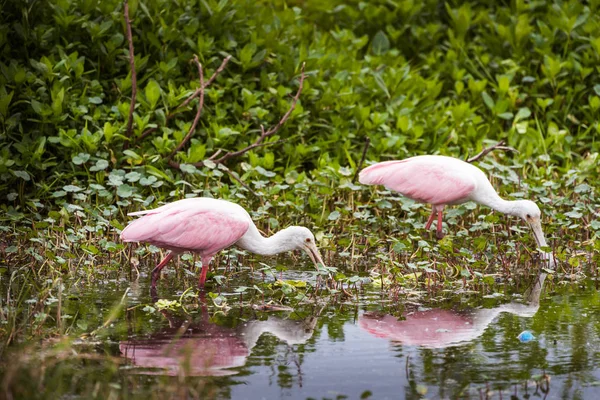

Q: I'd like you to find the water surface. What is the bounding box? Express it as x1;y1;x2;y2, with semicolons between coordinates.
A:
4;269;600;400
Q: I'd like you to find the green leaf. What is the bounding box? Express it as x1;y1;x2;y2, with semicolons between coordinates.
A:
328;210;341;221
255;166;275;177
117;184;134;198
63;185;83;192
515;107;531;121
12;170;30;181
0;90;14;117
371;30;390;55
145;79;161;109
90;159;109;172
180;164;198;174
481;91;495;110
203;160;216;169
125;171;141;182
52;88;65;116
139;175;158;186
31;99;43;115
72;153;90;165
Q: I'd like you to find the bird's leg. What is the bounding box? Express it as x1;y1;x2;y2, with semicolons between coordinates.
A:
151;252;174;288
198;256;212;289
424;208;436;230
436;209;445;240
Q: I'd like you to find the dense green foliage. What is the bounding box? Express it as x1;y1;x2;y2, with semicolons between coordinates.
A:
2;0;600;203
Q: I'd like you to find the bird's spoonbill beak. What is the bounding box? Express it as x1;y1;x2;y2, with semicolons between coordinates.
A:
527;217;547;249
528;218;556;268
304;242;326;269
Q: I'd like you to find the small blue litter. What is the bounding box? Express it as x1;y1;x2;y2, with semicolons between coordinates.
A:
517;331;536;342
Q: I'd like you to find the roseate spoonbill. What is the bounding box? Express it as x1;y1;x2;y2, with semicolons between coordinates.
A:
120;198;325;288
358;155;549;248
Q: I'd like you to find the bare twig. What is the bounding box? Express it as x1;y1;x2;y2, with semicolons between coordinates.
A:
466;140;518;163
168;55;204;159
352;136;370;183
136;126;157;142
208;62;306;166
177;55;231;111
222;166;260;198
123;0;136;147
166;63;306;198
136;55;231;143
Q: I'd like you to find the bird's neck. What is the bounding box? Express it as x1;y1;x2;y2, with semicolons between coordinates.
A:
477;192;520;217
236;224;296;256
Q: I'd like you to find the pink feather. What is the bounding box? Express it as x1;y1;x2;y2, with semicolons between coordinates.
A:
359;156;477;205
120;198;250;256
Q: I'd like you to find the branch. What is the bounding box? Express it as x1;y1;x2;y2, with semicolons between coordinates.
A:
177;55;231;111
209;62;306;165
168;55;204;160
123;0;136;147
222;166;260;198
136;55;231;144
352;137;370;183
466;140;518;163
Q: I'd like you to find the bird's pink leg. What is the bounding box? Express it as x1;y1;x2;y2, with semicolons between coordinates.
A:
198;256;212;288
151;252;174;288
424;210;436;230
436;210;445;240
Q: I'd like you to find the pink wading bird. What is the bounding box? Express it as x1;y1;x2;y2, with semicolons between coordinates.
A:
120;198;325;288
359;155;549;249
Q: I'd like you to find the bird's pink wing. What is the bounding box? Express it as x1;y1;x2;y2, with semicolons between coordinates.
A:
358;159;476;205
121;204;250;255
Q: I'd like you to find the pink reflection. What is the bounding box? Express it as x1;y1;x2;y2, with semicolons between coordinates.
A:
120;329;250;376
120;299;317;376
360;309;479;348
360;273;546;348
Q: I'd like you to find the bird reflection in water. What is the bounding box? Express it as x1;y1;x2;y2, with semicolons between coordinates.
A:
360;273;546;348
120;293;318;376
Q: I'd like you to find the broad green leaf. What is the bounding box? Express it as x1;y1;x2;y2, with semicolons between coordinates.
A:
481;91;495;110
145;79;161;109
371;30;390;55
12;170;30;181
180;164;198;174
72;153;90;165
117;184;134;198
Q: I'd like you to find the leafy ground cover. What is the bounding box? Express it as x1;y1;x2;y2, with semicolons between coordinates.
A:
1;0;600;397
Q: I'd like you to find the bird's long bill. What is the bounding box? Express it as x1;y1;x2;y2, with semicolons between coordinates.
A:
528;218;548;249
529;219;557;268
305;242;326;269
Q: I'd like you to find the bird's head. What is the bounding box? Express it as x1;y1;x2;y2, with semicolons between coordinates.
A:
513;200;547;249
286;226;326;268
514;199;542;222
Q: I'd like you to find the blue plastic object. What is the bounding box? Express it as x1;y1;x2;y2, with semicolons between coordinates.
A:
517;331;536;342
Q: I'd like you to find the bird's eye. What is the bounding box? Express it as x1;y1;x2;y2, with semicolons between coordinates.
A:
526;214;531;218
305;238;311;243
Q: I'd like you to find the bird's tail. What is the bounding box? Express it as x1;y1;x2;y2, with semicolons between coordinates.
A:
120;214;158;242
358;160;407;186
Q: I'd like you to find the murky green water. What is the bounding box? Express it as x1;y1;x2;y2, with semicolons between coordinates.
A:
4;267;600;399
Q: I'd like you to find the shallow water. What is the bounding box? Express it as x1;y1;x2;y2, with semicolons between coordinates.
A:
4;267;600;399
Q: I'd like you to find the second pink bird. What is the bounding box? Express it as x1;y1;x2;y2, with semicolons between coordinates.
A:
359;155;549;249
